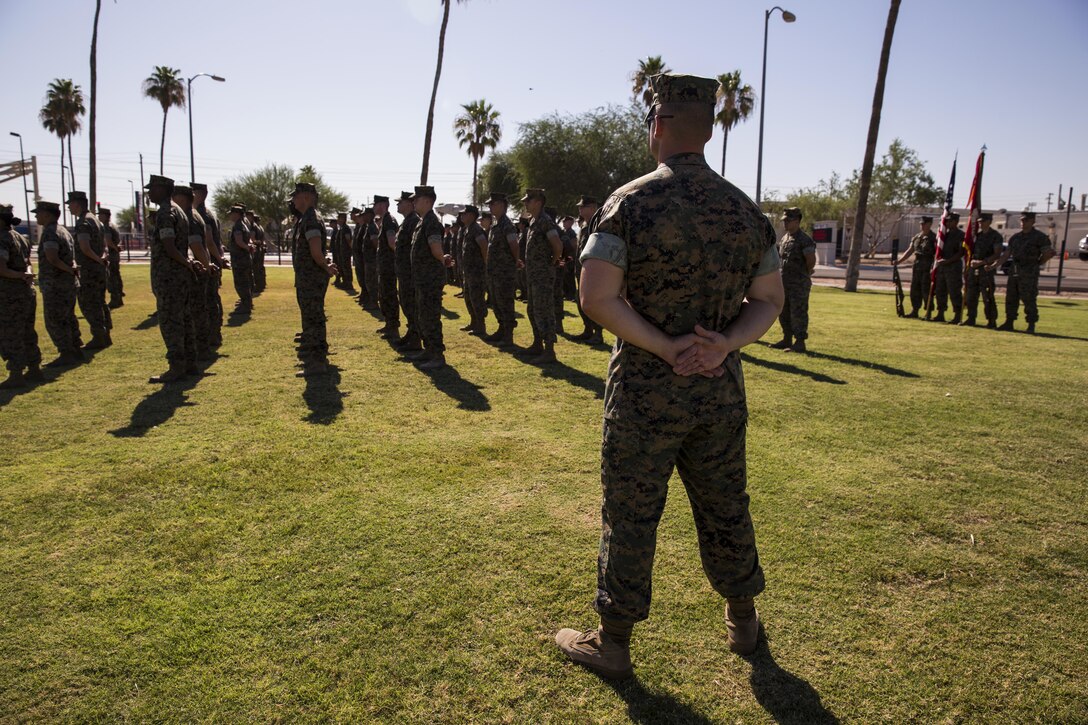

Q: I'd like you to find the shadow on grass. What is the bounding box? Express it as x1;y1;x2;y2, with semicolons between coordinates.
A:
0;365;63;408
133;312;158;330
741;353;847;385
303;364;345;425
606;678;715;724
441;306;461;320
110;374;200;437
755;341;919;378
746;642;839;724
226;307;252;327
1028;330;1088;342
418;363;490;411
538;360;605;399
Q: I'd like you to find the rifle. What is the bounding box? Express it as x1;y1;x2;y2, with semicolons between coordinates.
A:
891;238;905;317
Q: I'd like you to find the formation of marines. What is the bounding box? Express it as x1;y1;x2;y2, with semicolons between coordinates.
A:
894;209;1054;333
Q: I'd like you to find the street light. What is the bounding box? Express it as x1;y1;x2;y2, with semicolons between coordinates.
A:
127;179;135;208
187;72;226;183
8;132;31;234
755;6;795;207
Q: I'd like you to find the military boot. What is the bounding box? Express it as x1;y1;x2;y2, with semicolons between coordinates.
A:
470;320;487;336
587;330;604;345
985;319;997;329
482;326;503;343
25;364;45;383
418;353;446;370
525;336;544;356
786;339;807;354
905;308;919;318
949;310;962;325
997;319;1015;331
959;317;976;327
149;363;186;384
769;336;792;350
396;332;423;353
498;326;516;350
295;360;330;378
84;333;110;350
531;342;557;365
933;311;946;323
726;598;760;655
1026;322;1036;334
0;370;27;390
555;627;633;680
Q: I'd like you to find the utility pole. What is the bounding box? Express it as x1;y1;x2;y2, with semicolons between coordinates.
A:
1045;192;1052;212
139;153;146;240
1056;187;1073;295
1058;184;1064;210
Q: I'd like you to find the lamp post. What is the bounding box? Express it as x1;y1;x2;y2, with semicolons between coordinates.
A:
187;72;226;183
8;132;32;234
755;6;795;207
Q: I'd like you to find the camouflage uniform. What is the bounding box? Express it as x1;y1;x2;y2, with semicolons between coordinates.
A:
1004;228;1052;324
196;202;224;346
229;218;253;308
462;219;488;327
777;227;816;342
486;214;519;332
362;220;380;308
454;224;465;288
251;222;267;293
293;207;330;363
377;211;401;328
525;211;561;344
908;230;937;312
337;222;354;290
73;211;113;341
934;226;965;316
102;219;124;306
581;150;776;623
965;227;1002;324
575;221;601;338
184;208;213;357
395;210;420;339
0;226;41;372
411;209;446;356
517;223;529;299
150;201;196;366
351;220;367;298
37;221;82;356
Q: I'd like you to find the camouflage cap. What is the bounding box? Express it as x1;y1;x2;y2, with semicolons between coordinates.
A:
979;212;993;222
362;207;375;216
461;204;480;217
32;200;62;216
67;190;88;204
144;174;173;189
521;188;546;203
253;214;261;221
780;207;803;221
337;211;348;219
290;181;318;197
350;206;363;216
920;215;934;224
190;182;208;192
411;185;437;200
486;191;509;204
946;212;960;221
396;191;414;203
576;195;599;207
1020;210;1036;220
0;203;20;225
480;210;493;219
98;207;111;215
172;184;194;198
228;203;246;215
649;73;720;107
373;195;390;204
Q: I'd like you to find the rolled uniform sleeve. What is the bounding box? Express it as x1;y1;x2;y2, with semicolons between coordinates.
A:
754;245;780;276
580;196;628;271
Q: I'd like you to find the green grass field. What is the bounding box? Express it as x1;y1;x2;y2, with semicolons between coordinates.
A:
2;267;1086;722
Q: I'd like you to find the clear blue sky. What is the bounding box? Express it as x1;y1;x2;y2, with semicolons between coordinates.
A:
2;0;1086;216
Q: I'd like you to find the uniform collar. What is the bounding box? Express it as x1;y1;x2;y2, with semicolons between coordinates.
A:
661;152;709;168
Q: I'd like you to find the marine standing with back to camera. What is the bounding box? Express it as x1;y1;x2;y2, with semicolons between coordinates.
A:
555;73;784;679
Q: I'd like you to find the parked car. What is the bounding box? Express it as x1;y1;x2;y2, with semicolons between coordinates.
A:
1078;235;1088;261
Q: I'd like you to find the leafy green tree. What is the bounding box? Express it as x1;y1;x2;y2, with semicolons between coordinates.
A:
142;66;186;174
714;70;756;176
39;78;85;191
631;56;670;109
211;164;350;230
115;205;137;231
453;99;501;203
480;104;654;216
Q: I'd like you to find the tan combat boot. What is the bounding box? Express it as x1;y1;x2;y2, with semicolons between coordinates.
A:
726;598;760;655
149;363;186;384
555;626;633;680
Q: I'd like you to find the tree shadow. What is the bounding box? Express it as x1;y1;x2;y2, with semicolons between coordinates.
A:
740;353;847;385
302;364;346;425
226;307;252;327
417;363;490;411
537;360;605;399
133;312;159;330
110;374;201;437
745;641;839;724
605;677;716;725
755;341;918;378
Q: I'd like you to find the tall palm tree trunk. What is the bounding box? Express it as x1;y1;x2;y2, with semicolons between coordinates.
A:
420;0;451;185
159;109;168;174
721;128;730;177
845;0;901;292
67;136;76;189
471;155;478;204
59;138;67;225
89;0;101;206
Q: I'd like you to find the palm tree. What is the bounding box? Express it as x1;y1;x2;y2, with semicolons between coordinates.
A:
845;0;901;293
714;71;756;177
420;0;468;185
453;100;501;204
142;66;186;175
39;79;85;191
89;0;102;206
631;56;670;109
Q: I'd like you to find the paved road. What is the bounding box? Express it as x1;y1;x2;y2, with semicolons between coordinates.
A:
812;257;1088;293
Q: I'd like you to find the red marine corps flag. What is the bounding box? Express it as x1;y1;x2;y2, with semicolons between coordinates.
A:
925;157;957;318
961;147;986;269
